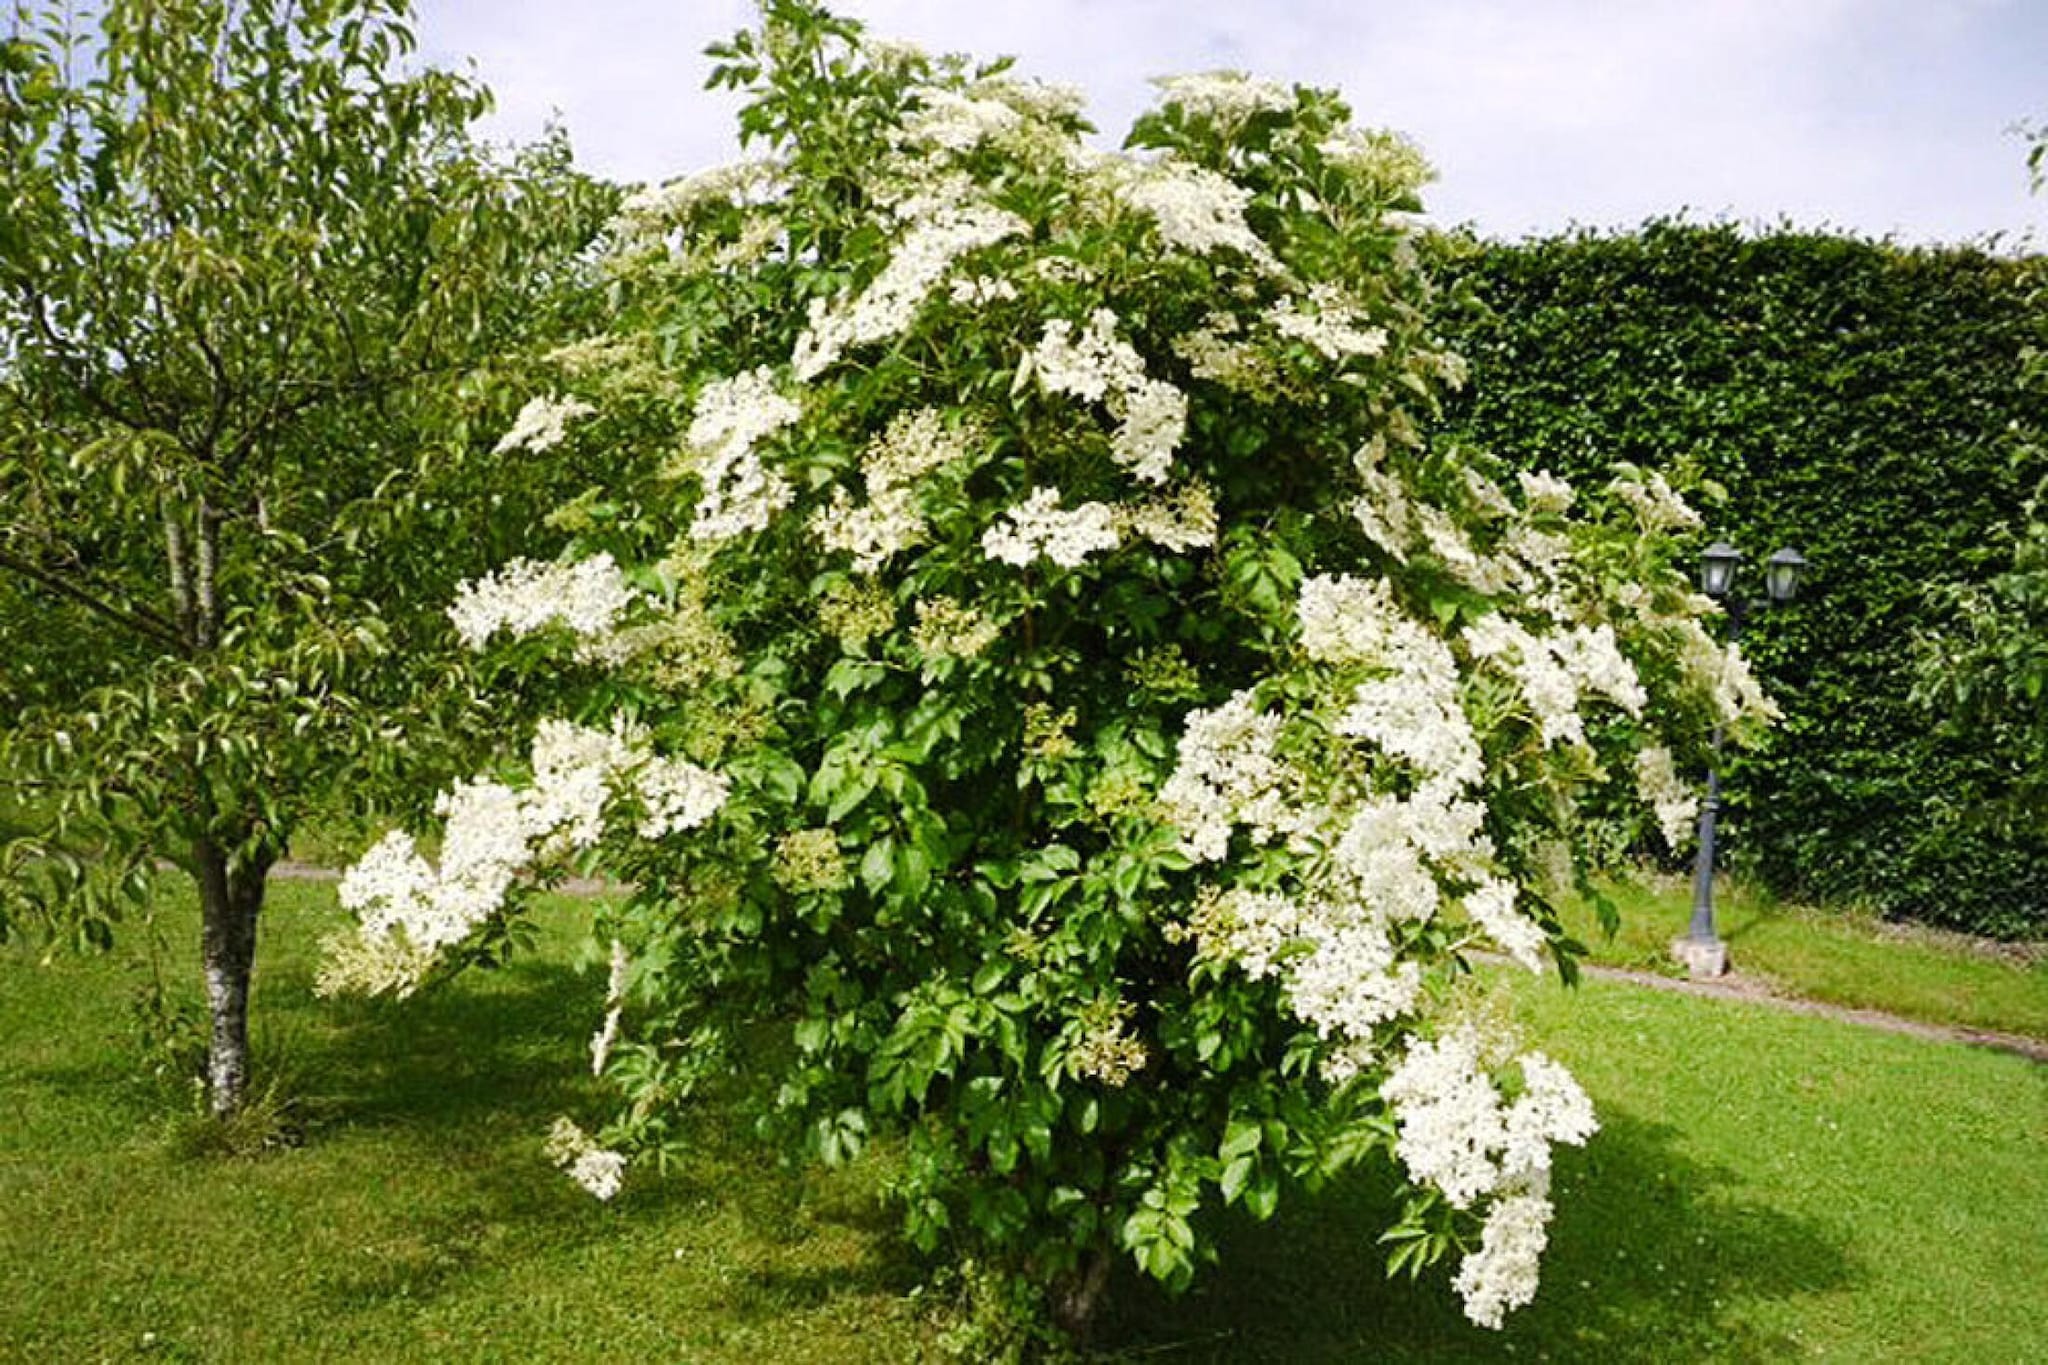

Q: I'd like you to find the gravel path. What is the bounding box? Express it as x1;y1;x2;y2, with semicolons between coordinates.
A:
1574;961;2048;1063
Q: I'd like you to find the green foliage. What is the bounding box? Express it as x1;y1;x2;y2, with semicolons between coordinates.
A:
1428;222;2048;938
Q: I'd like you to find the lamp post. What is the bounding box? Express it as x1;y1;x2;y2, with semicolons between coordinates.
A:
1673;543;1806;979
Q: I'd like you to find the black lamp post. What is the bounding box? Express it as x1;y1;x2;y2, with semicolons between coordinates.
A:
1675;541;1806;978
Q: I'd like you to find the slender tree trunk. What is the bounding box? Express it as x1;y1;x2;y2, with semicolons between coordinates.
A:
194;836;268;1116
1050;1245;1114;1345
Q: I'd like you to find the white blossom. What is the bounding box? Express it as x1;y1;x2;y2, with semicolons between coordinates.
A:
545;1117;627;1201
980;487;1121;569
1193;889;1421;1042
1381;1027;1510;1209
493;394;594;455
609;159;782;251
1634;745;1700;852
634;754;732;838
1382;1029;1596;1221
1316;126;1435;200
1334;674;1483;790
1118;482;1218;553
1610;468;1703;531
1352;465;1418;561
947;273;1019;306
1028;310;1188;484
902;87;1021;152
792;201;1026;380
448;554;639;654
1265;284;1388;362
590;938;630;1076
1464;614;1586;748
1159;690;1293;861
681;368;802;543
1112;157;1284;274
1331;798;1445;923
1517;469;1576;514
1554;623;1648;717
1151;71;1293;126
1453;1185;1554;1329
323;722;726;997
1464;877;1548;972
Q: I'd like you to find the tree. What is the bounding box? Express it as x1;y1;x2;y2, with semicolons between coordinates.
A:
323;1;1769;1340
0;0;611;1115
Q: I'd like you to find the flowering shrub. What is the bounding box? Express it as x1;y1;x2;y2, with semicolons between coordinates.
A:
322;0;1771;1335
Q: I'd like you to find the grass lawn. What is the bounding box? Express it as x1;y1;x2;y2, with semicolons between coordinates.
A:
1564;873;2048;1041
2;880;2044;1361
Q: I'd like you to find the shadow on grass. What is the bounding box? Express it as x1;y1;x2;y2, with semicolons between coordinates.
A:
301;955;916;1317
1098;1109;1856;1363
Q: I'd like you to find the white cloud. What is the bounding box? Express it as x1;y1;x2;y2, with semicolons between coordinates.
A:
416;0;2044;245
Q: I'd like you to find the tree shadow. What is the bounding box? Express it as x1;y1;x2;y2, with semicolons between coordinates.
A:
294;954;918;1315
1097;1108;1857;1362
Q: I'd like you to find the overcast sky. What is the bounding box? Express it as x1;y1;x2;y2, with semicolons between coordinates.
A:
416;0;2045;247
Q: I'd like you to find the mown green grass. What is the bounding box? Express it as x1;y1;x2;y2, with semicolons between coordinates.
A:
3;880;2044;1362
1564;873;2048;1040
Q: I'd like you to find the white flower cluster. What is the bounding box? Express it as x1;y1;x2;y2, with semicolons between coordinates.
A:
1554;623;1650;716
1158;690;1305;861
980;487;1121;569
1465;616;1646;748
1452;1185;1554;1331
1201;888;1423;1043
1353;463;1420;562
1675;620;1783;727
1295;574;1442;674
811;409;974;575
791;200;1026;380
902;87;1021;153
1633;745;1699;852
1151;71;1292;126
545;1116;628;1202
321;720;727;998
911;596;1002;660
1517;469;1576;514
1029;310;1189;485
973;75;1087;124
1295;574;1482;790
1382;1030;1598;1327
448;553;640;656
493;394;595;455
1316;127;1435;201
947;273;1019;306
610;158;782;249
1610;468;1703;532
1117;482;1218;553
682;368;801;542
1384;1030;1596;1208
1265;284;1388;362
1110;157;1283;274
1189;777;1508;1054
1464;877;1548;973
1171;313;1279;395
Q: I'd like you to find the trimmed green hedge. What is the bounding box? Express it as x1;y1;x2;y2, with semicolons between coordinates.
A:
1428;222;2048;938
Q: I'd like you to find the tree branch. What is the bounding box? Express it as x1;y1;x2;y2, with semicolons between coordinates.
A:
0;546;189;652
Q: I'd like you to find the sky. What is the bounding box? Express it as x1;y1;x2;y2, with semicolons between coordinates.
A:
415;0;2046;248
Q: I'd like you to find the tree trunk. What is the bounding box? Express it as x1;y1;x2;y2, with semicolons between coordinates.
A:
1050;1246;1114;1345
195;837;267;1117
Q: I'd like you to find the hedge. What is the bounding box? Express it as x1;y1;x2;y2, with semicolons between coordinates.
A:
1427;222;2048;939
